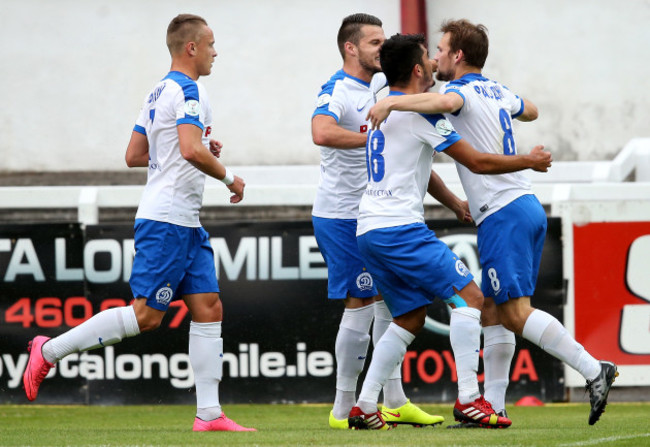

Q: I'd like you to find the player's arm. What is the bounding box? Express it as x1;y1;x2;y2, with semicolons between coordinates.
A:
516;98;538;122
125;131;150;168
367;92;464;129
177;124;245;203
427;170;473;223
444;139;552;174
311;114;368;149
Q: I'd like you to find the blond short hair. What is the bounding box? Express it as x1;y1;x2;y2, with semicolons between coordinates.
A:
166;14;208;55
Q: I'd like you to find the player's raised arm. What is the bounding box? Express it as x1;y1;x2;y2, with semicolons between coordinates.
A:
444;139;552;174
367;92;463;129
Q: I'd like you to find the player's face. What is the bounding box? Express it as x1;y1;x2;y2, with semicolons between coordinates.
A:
434;33;455;82
195;26;218;77
356;25;385;75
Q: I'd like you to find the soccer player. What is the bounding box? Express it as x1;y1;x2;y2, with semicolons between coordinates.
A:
348;33;552;430
366;19;618;427
311;13;442;429
22;14;255;432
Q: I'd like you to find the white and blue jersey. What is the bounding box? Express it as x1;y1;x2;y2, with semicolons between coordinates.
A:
356;92;473;316
312;70;387;219
133;71;213;228
441;73;546;301
357;92;461;235
441;73;531;225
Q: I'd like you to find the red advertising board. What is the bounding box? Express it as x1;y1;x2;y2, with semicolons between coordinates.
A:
573;222;650;365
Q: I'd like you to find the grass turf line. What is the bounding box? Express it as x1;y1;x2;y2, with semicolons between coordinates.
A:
0;403;649;446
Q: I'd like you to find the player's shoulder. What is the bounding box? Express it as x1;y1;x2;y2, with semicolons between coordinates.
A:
443;73;485;90
417;111;454;132
163;71;197;88
320;70;371;93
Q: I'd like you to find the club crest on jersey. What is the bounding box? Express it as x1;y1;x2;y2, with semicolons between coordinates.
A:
356;272;373;291
455;259;470;277
155;285;174;305
435;118;454;136
184;99;200;116
316;93;331;108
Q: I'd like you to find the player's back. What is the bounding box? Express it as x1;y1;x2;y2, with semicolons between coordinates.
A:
133;71;213;227
441;73;532;224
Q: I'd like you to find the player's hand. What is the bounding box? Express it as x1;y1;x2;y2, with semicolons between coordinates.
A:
209;139;223;157
528;145;552;172
227;175;245;203
455;200;473;223
366;99;392;129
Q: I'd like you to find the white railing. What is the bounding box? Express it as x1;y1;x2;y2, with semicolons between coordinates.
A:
0;138;649;225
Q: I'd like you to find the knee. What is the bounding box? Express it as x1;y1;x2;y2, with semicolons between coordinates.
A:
132;300;165;332
393;307;426;335
136;312;164;333
497;306;532;335
187;293;223;323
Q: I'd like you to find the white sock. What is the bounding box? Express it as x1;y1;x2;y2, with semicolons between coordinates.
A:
372;300;392;343
357;323;414;414
190;321;223;421
42;306;140;363
372;301;407;409
522;309;601;381
332;305;374;419
450;307;482;404
482;324;515;412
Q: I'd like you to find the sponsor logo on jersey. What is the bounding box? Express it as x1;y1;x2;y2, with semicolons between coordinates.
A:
356;271;373;291
184;99;200;116
435;118;454;136
155;285;174;305
316;93;331;108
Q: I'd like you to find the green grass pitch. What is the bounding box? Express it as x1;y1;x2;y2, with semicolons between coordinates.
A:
1;403;649;446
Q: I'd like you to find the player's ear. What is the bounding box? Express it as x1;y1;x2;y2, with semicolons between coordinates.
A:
344;41;357;58
413;63;422;78
186;41;197;56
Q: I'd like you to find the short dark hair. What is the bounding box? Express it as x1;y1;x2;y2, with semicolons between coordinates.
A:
166;14;208;55
380;33;428;87
440;19;489;69
337;13;382;59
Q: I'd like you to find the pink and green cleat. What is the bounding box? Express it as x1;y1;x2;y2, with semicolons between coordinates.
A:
23;336;54;401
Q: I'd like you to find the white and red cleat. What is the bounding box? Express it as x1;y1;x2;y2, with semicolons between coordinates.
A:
193;413;256;432
348;406;391;430
452;396;511;429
